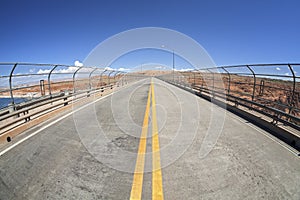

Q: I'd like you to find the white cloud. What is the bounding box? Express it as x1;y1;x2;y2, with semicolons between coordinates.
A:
285;72;289;76
105;67;114;71
59;66;78;73
37;67;78;74
118;67;130;72
175;68;194;72
276;67;281;71
37;69;51;74
74;60;83;67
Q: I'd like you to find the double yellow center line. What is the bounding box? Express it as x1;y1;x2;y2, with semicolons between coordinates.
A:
130;80;164;200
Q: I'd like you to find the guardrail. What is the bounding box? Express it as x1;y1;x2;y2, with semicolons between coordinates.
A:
0;63;145;136
158;63;300;131
0;63;127;109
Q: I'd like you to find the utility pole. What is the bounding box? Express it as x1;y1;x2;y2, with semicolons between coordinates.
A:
161;45;175;82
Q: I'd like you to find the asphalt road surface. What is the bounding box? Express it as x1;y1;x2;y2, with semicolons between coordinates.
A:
0;78;299;200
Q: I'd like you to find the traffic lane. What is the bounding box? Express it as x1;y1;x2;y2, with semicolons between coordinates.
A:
153;78;300;200
0;79;150;200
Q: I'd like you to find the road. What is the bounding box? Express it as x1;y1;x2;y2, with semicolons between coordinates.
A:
0;78;299;200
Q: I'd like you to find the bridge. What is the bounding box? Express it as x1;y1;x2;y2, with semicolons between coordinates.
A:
0;63;299;199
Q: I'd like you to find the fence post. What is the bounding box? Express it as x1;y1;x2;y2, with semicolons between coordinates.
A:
40;80;45;96
115;71;122;86
108;70;115;86
9;63;18;110
246;65;256;102
89;68;98;90
221;67;231;95
259;80;265;96
48;65;59;98
73;67;82;94
99;69;107;88
206;69;215;98
287;64;296;115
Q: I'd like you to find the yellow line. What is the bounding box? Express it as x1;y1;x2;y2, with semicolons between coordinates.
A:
151;80;164;200
130;83;152;200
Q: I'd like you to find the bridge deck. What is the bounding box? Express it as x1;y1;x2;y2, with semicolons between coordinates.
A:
0;78;299;199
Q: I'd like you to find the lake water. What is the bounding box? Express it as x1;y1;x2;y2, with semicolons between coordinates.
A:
0;98;28;109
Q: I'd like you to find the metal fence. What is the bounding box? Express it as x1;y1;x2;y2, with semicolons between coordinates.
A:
2;62;299;133
158;63;300;130
0;63;149;136
0;63;135;111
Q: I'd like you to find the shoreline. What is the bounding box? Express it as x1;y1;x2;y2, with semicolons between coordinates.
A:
0;95;31;99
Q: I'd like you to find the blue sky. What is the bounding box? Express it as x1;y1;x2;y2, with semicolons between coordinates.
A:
0;0;300;69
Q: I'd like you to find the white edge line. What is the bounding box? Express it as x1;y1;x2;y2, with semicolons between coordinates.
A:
0;79;148;157
229;113;300;158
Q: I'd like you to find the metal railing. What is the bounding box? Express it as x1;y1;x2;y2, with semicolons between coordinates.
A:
158;63;300;130
0;63;147;136
0;63;129;110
